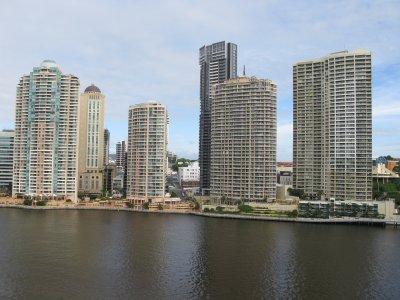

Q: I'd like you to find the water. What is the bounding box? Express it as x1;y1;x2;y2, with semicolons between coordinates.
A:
0;209;399;300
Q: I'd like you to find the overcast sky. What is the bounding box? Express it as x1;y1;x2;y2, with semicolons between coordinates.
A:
0;0;399;160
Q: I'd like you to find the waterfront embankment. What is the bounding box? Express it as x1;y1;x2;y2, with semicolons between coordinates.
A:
1;204;399;227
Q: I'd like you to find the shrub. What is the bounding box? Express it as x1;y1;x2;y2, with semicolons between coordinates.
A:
36;201;46;206
238;204;254;213
142;202;149;209
216;206;224;213
23;199;33;206
157;203;163;210
194;201;200;210
203;207;210;213
65;199;72;203
287;210;298;218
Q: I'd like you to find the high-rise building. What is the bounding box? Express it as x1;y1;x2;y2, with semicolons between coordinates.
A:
210;76;277;202
293;49;372;201
116;140;126;168
0;130;14;193
78;84;105;196
199;41;237;195
127;102;168;205
13;60;79;201
103;128;110;166
103;164;116;196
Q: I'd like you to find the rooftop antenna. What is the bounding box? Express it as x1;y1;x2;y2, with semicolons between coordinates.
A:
243;65;246;76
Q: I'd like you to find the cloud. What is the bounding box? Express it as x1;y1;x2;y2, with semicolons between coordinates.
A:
0;0;399;160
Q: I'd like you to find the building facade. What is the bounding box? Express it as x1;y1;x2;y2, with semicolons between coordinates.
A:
0;130;14;192
210;76;277;202
103;128;110;166
199;41;237;195
13;60;79;201
103;164;116;196
116;140;126;168
78;84;105;196
178;161;200;187
127;102;168;205
293;49;372;201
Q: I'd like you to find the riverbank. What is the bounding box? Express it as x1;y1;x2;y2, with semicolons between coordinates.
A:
1;204;399;227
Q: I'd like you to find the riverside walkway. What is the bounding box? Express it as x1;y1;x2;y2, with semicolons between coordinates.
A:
1;204;399;227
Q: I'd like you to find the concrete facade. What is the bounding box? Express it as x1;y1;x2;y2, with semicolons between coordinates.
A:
13;60;80;201
210;76;277;202
178;161;200;186
78;85;105;196
0;130;14;192
127;102;168;204
199;41;237;195
293;50;372;201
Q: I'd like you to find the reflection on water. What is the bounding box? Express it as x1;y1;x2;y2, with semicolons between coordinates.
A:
0;209;399;300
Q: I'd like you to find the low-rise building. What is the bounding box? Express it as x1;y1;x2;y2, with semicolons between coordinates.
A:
372;163;399;183
298;200;385;218
178;161;200;187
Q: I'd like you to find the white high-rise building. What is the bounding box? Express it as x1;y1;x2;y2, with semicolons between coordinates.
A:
293;49;372;201
210;76;277;202
13;60;80;201
127;102;168;205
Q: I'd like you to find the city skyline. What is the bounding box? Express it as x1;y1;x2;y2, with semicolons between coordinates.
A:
0;1;399;160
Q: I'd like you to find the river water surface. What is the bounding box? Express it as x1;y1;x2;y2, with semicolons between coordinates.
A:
0;209;399;299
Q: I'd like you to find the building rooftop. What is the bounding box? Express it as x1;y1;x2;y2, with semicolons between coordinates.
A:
84;84;101;93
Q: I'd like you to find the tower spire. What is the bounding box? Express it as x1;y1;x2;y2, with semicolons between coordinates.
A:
243;65;246;76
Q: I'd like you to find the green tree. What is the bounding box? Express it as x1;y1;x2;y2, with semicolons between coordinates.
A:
171;158;191;172
142;202;149;209
216;206;224;213
238;204;254;213
287;210;298;218
194;201;200;210
287;188;305;199
23;199;33;206
170;191;178;198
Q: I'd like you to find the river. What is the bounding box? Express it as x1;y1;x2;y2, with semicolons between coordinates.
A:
0;209;399;299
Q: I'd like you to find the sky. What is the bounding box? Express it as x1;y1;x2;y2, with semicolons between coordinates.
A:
0;0;399;161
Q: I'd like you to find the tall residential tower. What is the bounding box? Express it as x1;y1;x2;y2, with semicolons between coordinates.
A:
127;102;168;206
78;84;105;196
210;76;277;202
0;130;14;193
103;128;110;166
13;60;80;201
293;49;372;201
199;41;237;195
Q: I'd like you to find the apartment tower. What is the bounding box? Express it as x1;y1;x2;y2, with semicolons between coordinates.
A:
210;76;277;202
293;49;372;201
116;140;126;168
199;41;237;195
103;128;110;166
127;102;168;205
0;130;14;192
78;84;105;196
13;60;80;201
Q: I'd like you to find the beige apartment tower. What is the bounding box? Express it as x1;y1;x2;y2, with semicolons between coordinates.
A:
293;49;372;201
127;102;168;205
78;84;105;196
210;76;277;202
